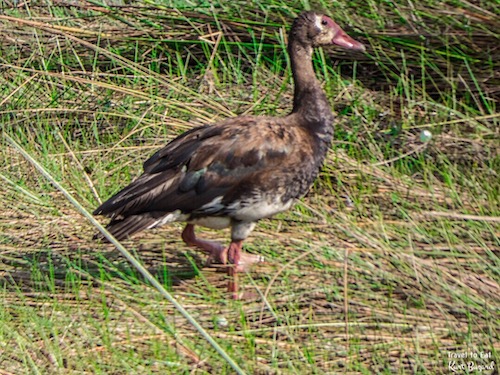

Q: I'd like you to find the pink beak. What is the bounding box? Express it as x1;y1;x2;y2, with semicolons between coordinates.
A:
332;29;366;52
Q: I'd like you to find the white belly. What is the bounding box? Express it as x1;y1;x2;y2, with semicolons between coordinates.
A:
189;216;231;229
232;198;294;222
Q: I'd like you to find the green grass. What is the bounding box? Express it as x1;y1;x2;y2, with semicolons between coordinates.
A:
1;1;499;374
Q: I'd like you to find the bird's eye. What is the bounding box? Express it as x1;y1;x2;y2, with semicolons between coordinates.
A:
321;19;328;26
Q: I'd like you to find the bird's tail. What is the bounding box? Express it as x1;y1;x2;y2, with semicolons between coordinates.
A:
93;214;157;241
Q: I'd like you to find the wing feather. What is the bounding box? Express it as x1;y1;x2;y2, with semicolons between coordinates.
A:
94;115;315;239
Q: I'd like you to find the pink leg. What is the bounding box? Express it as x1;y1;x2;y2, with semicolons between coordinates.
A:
181;224;264;299
181;224;227;264
227;240;243;299
181;224;264;270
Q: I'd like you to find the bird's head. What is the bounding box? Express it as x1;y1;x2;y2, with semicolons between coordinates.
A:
291;11;365;52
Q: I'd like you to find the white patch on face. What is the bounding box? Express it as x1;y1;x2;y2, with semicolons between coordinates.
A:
315;15;324;31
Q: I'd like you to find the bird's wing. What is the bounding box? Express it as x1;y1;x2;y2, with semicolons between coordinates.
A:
94;116;313;221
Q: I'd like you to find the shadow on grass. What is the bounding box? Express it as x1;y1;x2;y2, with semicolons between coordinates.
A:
0;233;210;294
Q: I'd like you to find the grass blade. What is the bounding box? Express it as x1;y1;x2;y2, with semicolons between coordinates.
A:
5;134;246;375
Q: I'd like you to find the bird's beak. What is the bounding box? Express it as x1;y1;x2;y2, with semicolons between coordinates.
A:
332;29;366;52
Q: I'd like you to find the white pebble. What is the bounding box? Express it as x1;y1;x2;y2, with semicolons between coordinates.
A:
215;316;228;328
420;130;432;142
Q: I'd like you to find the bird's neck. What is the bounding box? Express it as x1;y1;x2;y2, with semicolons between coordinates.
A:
288;41;334;128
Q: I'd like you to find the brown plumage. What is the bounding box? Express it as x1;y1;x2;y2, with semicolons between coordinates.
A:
94;11;365;298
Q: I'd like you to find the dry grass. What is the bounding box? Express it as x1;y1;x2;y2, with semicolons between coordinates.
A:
1;1;499;374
